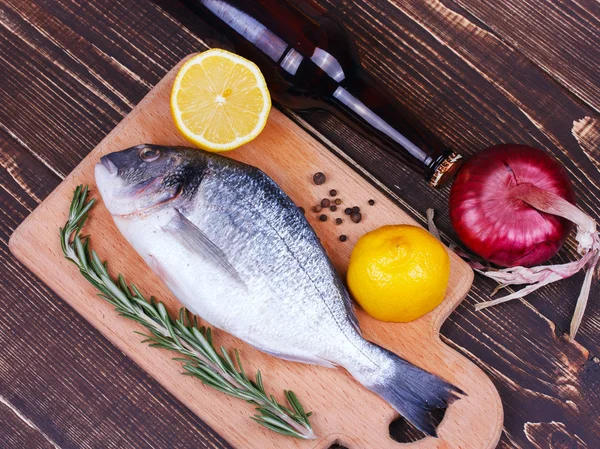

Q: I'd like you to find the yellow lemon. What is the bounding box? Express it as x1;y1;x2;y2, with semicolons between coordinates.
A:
171;49;271;152
347;225;450;322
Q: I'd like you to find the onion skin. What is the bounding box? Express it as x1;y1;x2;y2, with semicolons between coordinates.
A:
449;144;576;267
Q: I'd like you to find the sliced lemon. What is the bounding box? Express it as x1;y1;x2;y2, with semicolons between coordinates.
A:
171;49;271;152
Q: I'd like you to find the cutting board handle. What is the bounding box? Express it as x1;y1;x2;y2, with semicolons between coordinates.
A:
299;328;502;449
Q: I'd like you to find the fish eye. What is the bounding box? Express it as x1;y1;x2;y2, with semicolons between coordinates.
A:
139;147;161;162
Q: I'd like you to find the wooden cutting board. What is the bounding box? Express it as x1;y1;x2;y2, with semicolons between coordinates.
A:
9;56;502;449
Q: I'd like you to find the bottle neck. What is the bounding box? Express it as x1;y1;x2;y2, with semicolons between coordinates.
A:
325;72;461;186
332;86;433;165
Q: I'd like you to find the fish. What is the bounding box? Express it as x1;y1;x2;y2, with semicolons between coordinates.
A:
95;144;462;436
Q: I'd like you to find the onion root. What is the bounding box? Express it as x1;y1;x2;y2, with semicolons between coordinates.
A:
474;183;599;340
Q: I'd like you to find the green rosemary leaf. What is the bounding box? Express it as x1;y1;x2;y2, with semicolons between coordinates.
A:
255;407;285;423
286;390;305;417
250;420;301;438
130;283;145;299
234;349;248;382
205;327;213;346
251;415;302;436
219;346;237;372
255;370;265;394
191;327;225;369
171;357;190;363
118;274;130;298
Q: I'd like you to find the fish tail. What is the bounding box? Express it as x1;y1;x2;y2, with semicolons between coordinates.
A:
353;343;464;437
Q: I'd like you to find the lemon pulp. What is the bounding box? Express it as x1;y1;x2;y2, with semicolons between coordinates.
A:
171;49;271;152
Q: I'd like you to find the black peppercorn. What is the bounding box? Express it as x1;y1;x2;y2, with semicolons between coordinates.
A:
329;189;337;197
344;208;352;215
319;214;328;222
368;199;375;206
313;172;326;185
330;205;337;212
321;198;331;208
339;235;347;242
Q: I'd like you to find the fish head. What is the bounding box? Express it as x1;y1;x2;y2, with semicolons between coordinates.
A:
95;144;201;216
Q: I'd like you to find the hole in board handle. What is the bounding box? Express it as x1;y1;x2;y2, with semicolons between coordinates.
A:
389;408;447;443
325;407;446;448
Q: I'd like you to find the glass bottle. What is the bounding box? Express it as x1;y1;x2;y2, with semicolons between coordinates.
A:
181;0;463;187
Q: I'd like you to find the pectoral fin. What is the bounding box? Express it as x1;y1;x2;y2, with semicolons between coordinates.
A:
165;209;246;288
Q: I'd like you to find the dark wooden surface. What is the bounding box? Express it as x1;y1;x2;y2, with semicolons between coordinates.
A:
0;0;598;448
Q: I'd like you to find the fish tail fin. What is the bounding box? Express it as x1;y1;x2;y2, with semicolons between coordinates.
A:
353;343;464;437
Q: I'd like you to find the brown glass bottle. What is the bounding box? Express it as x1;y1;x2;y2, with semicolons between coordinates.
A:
181;0;463;187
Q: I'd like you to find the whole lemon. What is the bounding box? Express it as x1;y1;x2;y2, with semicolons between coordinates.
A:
347;225;450;322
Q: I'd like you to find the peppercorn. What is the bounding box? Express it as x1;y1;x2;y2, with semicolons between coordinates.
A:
334;198;342;205
313;172;326;185
313;205;322;213
368;199;375;206
350;211;362;223
321;198;331;208
339;235;347;242
329;189;337;197
352;206;360;213
335;218;343;225
330;205;337;212
344;207;352;215
319;214;328;222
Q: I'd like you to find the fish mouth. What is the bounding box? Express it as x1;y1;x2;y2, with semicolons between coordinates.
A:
111;184;183;219
100;155;118;175
95;158;183;219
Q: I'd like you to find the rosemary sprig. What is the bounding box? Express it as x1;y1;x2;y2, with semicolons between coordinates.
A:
60;185;315;440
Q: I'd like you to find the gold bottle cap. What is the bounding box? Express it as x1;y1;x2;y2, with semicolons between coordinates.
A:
429;152;464;188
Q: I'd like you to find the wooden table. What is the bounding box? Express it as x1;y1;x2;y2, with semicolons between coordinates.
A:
0;1;598;448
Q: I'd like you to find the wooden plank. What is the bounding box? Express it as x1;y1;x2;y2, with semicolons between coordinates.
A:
10;58;503;449
0;399;56;449
449;0;600;114
0;0;598;447
524;421;588;449
0;130;233;449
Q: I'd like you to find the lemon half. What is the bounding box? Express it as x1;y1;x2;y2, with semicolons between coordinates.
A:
171;49;271;152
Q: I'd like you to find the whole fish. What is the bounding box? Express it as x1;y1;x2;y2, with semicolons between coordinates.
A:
95;144;461;435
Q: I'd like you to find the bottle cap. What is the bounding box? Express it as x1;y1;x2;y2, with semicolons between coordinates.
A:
428;152;464;188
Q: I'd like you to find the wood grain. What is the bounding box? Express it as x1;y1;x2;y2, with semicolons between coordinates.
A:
10;58;504;449
449;0;600;115
0;399;56;449
1;0;599;447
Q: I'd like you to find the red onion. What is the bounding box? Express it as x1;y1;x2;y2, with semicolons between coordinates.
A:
449;144;575;267
446;144;599;340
